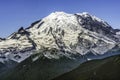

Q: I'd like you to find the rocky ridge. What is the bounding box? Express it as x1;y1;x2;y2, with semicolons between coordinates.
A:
0;12;120;64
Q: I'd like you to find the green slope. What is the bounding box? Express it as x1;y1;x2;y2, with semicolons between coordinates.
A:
0;62;5;69
53;54;120;80
0;55;81;80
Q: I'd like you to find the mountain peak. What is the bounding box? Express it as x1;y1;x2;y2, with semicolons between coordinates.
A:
18;27;29;35
0;11;120;63
77;12;90;17
0;11;120;80
18;27;24;32
82;12;89;15
51;11;67;15
45;11;73;20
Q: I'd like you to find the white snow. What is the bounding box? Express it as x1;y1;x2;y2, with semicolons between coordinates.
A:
116;31;120;35
0;11;119;63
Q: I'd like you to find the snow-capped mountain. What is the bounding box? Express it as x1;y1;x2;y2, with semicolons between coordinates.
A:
0;12;120;64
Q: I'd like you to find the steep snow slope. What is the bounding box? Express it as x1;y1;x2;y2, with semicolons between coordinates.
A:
0;27;34;63
27;12;118;59
75;12;119;41
0;12;119;63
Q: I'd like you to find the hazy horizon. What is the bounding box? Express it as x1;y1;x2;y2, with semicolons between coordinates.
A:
0;0;120;38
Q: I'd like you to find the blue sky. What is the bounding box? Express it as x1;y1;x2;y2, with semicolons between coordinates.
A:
0;0;120;38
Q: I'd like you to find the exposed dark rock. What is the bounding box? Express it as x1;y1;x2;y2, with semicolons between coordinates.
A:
26;19;41;29
9;27;30;39
0;38;5;41
37;21;44;29
18;27;30;35
75;14;119;42
114;29;120;33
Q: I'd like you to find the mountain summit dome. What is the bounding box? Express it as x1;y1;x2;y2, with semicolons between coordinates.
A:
0;11;120;63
